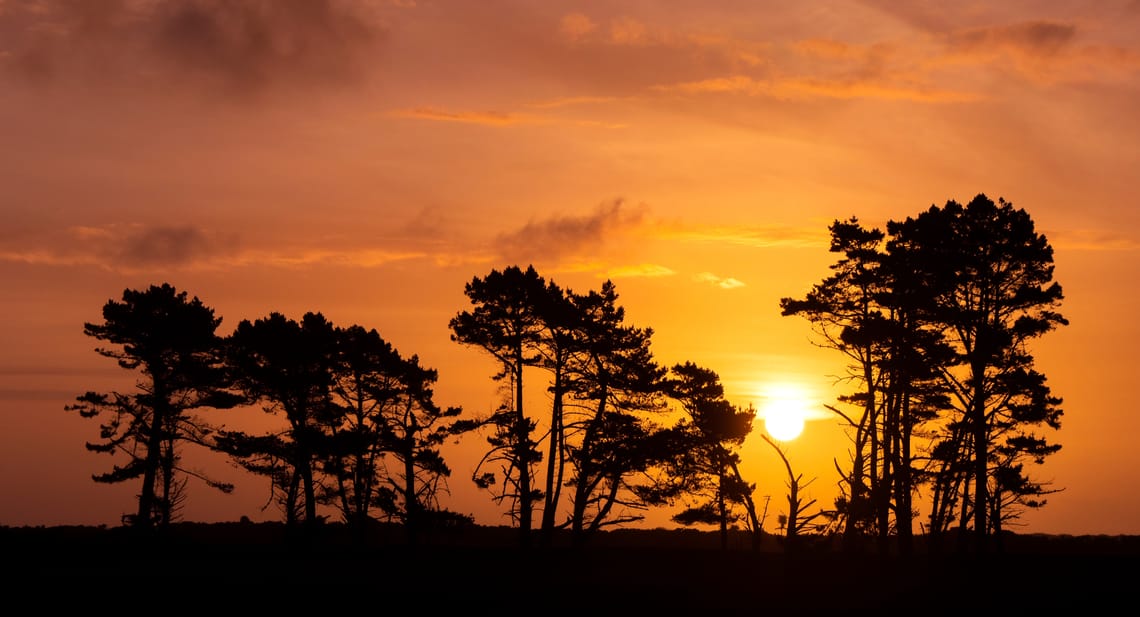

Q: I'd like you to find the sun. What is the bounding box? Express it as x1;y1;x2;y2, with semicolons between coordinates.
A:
760;384;811;441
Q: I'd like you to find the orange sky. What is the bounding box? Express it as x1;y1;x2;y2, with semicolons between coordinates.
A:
2;0;1139;535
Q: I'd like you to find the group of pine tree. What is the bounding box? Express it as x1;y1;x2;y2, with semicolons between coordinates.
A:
69;193;1066;554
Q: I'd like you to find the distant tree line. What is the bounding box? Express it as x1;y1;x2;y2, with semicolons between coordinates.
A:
68;193;1066;555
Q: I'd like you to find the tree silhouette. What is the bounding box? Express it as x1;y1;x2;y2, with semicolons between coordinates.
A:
780;219;887;550
783;194;1066;554
759;433;830;552
220;311;338;531
647;362;763;550
451;268;676;545
563;281;669;545
322;324;403;530
781;218;951;554
373;348;472;542
66;283;240;530
449;265;547;545
889;194;1067;552
531;277;579;545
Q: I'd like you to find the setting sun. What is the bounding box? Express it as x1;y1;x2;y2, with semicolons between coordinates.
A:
759;384;814;441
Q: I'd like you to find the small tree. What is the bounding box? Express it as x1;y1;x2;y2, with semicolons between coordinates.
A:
651;362;762;550
759;434;830;552
378;351;472;543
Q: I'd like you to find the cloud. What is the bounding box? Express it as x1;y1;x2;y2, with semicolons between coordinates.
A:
120;225;213;267
392;101;631;130
694;272;745;289
389;107;528;126
526;95;622;109
0;0;387;97
494;199;651;267
936;20;1140;82
609;17;651;46
559;13;597;42
605;263;675;278
0;222;439;273
1048;229;1140;252
639;19;1136;105
0;223;226;270
652;44;981;102
945;21;1078;58
485;202;832;279
660;223;831;249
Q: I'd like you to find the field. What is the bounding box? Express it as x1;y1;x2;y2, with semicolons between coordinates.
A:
3;523;1136;613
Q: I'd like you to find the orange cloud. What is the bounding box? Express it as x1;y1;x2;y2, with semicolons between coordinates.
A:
494;199;651;267
937;20;1140;82
660;223;830;249
604;263;676;279
694;272;746;289
0;223;445;273
1048;229;1140;251
560;13;597;42
610;17;651;46
390;107;528;126
654;73;978;102
946;21;1078;58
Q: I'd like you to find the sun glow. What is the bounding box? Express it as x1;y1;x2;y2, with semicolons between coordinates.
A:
759;383;813;441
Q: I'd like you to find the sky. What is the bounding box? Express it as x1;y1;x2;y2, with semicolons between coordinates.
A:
2;0;1139;536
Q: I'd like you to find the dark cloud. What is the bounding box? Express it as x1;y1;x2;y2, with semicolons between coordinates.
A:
150;0;383;96
118;225;212;267
0;0;386;97
495;199;649;266
946;21;1077;57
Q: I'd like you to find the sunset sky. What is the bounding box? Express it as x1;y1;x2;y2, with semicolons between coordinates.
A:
3;0;1139;536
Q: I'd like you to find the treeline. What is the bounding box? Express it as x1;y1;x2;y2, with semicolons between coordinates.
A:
67;272;770;550
68;193;1066;554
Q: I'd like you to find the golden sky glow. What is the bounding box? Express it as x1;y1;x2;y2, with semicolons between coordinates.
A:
2;0;1139;535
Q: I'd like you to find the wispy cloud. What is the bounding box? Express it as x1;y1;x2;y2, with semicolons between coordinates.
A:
559;13;598;42
606;263;676;278
0;223;437;273
654;70;979;103
0;223;233;270
486;202;834;279
494;199;651;267
694;272;745;289
661;223;831;249
936;20;1140;83
389;107;529;126
526;95;624;109
944;21;1077;58
1048;229;1140;252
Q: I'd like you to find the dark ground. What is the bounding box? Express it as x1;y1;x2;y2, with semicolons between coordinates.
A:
3;523;1137;614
